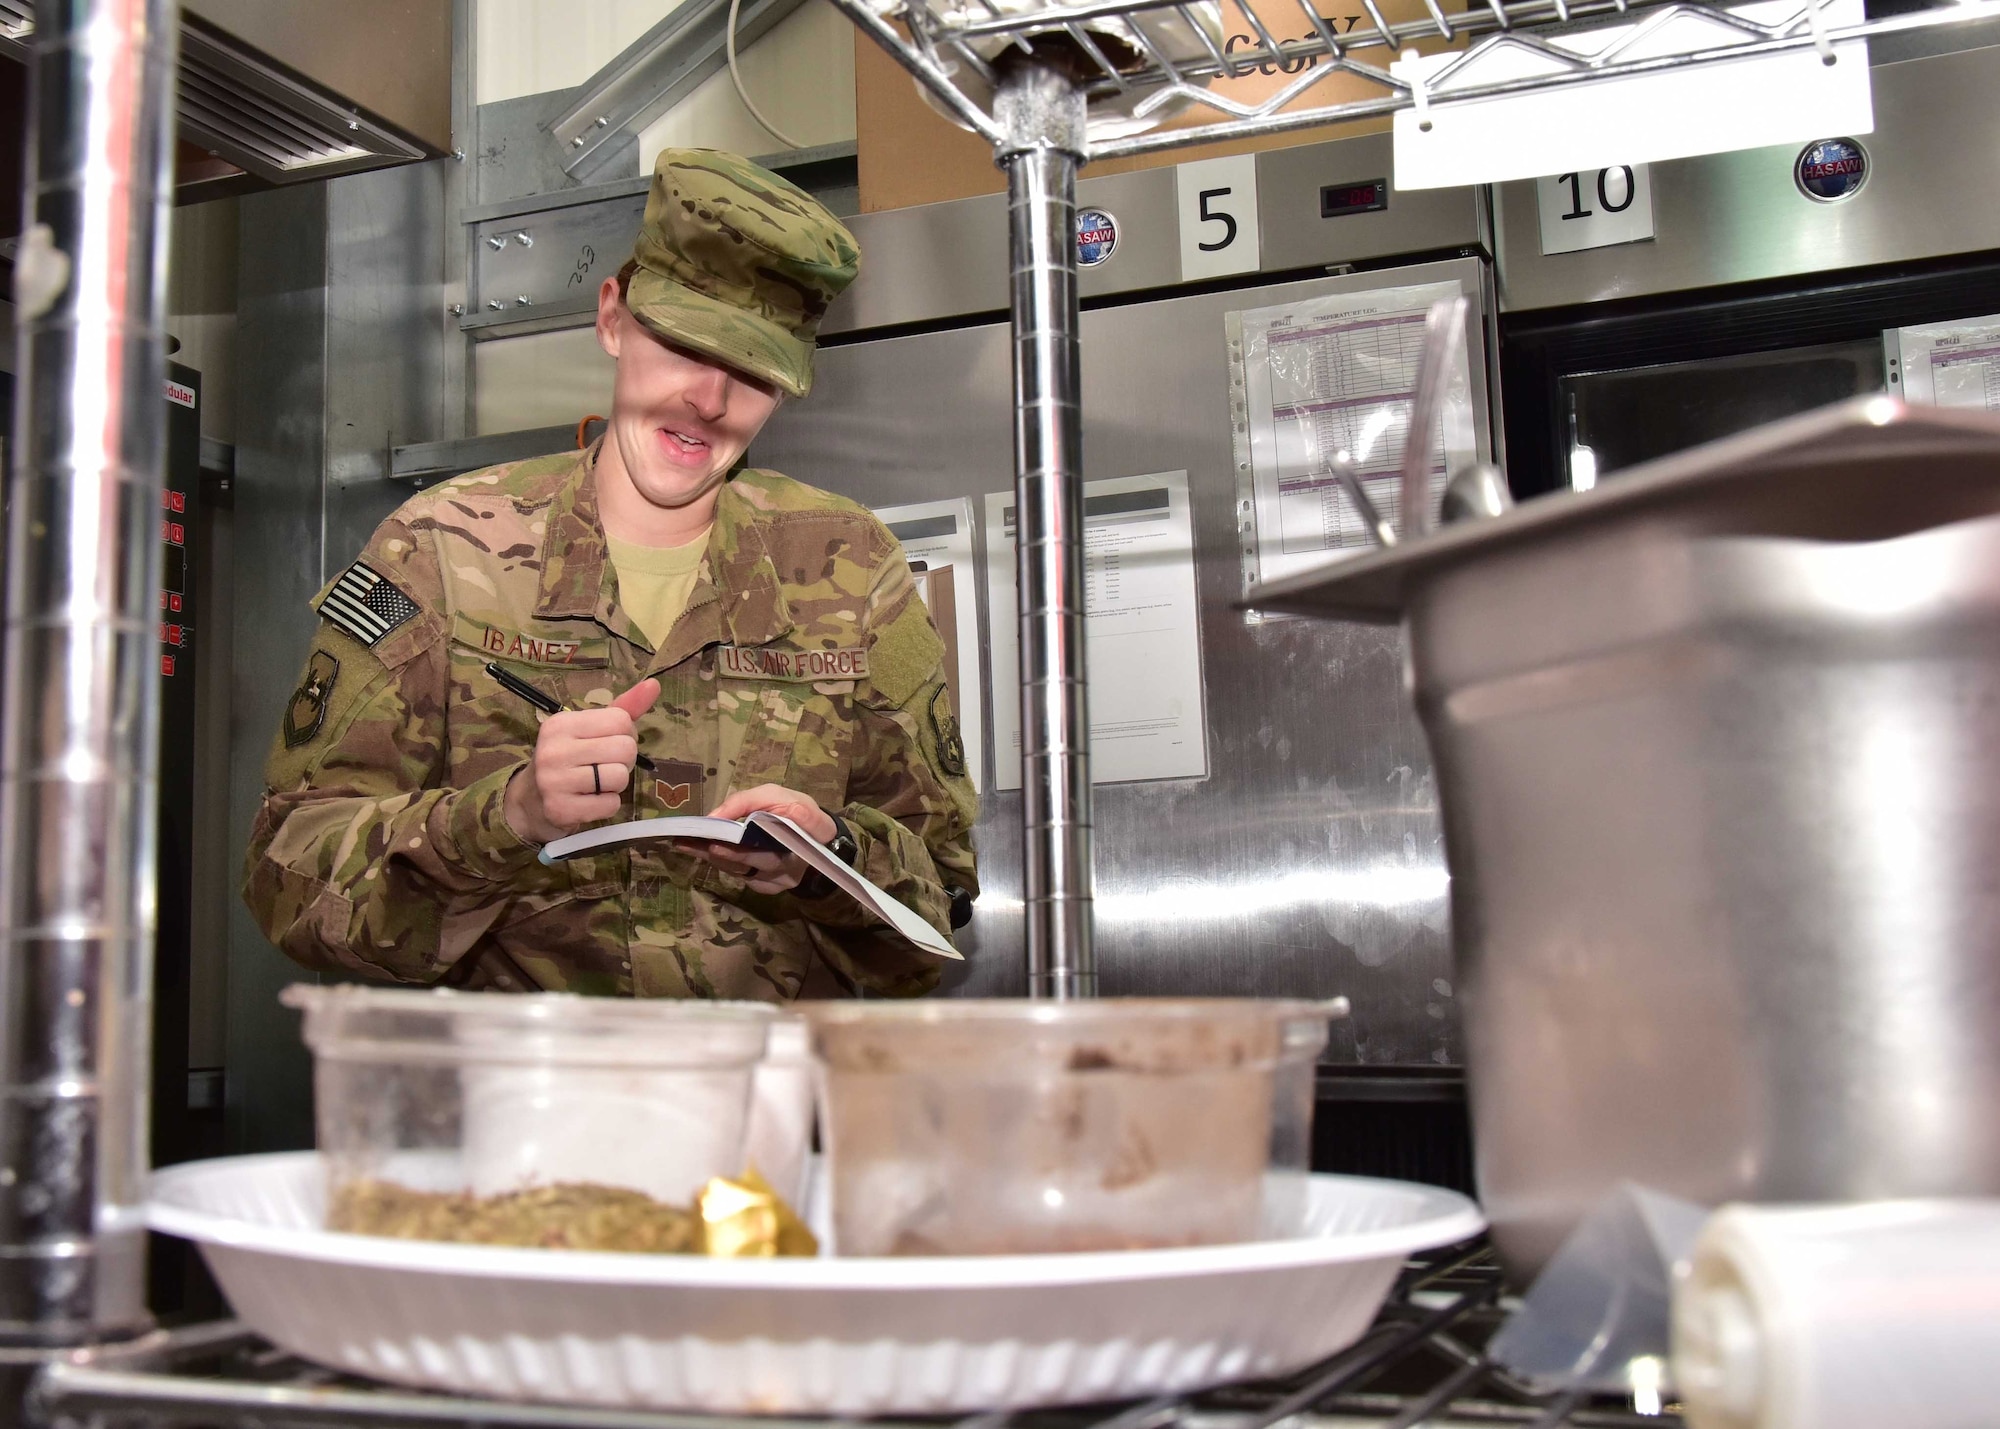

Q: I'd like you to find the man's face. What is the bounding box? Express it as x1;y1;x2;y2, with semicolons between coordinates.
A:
595;277;782;511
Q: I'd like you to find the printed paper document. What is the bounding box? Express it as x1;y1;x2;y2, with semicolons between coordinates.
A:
1230;281;1477;590
984;471;1208;791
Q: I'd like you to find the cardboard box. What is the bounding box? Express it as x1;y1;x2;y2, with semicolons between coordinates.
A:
856;0;1461;212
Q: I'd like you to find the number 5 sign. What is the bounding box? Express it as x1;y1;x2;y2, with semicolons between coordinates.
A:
1535;164;1654;256
1176;155;1261;282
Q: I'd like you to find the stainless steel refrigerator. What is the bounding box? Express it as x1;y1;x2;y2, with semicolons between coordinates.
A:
1495;41;2000;496
754;130;1500;1183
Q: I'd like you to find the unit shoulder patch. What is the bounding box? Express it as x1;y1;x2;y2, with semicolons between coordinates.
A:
283;651;340;748
318;562;422;647
929;684;967;778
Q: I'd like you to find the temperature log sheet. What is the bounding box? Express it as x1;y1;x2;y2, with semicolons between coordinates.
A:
1229;280;1479;592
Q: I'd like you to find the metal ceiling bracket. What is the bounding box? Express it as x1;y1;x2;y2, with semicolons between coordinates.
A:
997;59;1096;1000
390;426;592;486
546;0;811;180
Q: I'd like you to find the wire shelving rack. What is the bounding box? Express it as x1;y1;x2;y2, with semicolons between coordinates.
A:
35;4;2000;1425
34;1244;1682;1428
836;0;2000;159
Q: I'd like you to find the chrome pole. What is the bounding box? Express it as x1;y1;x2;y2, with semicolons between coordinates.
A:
0;0;178;1345
996;58;1095;999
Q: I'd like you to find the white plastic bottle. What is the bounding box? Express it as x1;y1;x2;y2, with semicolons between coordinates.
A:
1673;1200;2000;1429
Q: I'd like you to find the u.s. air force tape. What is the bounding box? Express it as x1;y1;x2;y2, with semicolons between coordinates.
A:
318;562;422;647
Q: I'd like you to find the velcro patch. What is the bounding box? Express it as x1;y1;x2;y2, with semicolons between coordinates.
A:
718;645;868;681
929;684;967;778
282;651;339;748
318;562;422;647
651;758;705;812
452;614;610;668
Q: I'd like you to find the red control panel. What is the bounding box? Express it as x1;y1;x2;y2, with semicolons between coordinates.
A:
161;469;187;678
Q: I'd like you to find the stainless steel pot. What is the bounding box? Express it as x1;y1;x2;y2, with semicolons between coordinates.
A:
1255;398;2000;1277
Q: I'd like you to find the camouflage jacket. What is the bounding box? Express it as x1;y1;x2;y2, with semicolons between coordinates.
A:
242;446;978;1000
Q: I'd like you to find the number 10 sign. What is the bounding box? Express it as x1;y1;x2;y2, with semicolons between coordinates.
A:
1535;165;1655;256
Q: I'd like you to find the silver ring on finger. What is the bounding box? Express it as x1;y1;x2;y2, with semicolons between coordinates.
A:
592;762;602;795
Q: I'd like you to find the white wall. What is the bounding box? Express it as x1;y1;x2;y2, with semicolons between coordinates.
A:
471;0;857;434
475;0;855;159
476;326;618;434
636;0;856;162
476;0;673;105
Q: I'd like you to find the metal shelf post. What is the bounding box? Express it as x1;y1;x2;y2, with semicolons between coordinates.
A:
997;57;1097;999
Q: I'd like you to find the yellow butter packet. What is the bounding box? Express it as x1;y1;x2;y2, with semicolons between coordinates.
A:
699;1166;818;1258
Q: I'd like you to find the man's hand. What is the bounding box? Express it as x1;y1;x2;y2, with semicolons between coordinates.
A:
503;677;661;845
699;783;836;894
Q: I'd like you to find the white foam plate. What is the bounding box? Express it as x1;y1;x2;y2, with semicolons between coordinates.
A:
149;1153;1484;1414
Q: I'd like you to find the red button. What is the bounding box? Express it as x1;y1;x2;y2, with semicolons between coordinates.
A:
161;655;176;677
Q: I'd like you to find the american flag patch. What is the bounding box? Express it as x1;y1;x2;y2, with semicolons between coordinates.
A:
318;562;422;647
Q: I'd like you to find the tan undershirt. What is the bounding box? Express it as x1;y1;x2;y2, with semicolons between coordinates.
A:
607;528;709;649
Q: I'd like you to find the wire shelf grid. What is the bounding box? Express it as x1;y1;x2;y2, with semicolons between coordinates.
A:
31;1243;1682;1429
830;0;2000;159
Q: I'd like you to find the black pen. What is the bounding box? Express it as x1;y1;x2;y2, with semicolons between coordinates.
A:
484;661;658;772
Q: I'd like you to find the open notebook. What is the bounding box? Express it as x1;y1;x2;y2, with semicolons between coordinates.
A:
540;813;960;960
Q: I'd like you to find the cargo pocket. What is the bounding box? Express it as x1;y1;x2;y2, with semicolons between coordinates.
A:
721;680;810;791
787;680;859;810
723;678;856;811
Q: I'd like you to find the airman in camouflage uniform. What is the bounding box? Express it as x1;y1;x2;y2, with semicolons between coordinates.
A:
243;149;977;1000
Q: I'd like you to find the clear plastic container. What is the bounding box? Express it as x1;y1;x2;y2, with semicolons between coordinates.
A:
283;987;777;1241
744;1014;816;1211
804;999;1331;1256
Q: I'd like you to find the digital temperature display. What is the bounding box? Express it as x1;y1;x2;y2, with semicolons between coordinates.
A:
1320;180;1389;218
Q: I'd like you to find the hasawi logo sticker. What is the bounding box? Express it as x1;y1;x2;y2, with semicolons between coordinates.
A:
1076;209;1119;266
1795;138;1868;203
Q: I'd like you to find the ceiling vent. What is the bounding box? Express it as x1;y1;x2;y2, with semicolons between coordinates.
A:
175;14;426;183
0;1;447;187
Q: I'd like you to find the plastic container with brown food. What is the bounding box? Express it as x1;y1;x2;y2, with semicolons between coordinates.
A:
805;998;1331;1256
283;986;776;1252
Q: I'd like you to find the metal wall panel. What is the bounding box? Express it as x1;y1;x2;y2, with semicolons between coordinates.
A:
1495;45;2000;313
324;161;458;566
1257;135;1489;274
755;257;1491;1066
226;160;456;1154
468;185;649;333
445;130;1484;346
826;130;1484;337
816;168;1185;338
225;182;331;1155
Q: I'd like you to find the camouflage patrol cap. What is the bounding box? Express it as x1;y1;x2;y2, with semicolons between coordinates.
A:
625;148;860;398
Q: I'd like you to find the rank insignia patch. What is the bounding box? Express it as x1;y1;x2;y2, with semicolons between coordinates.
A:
653;758;705;812
283;651;340;748
929;685;967;778
319;561;421;647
